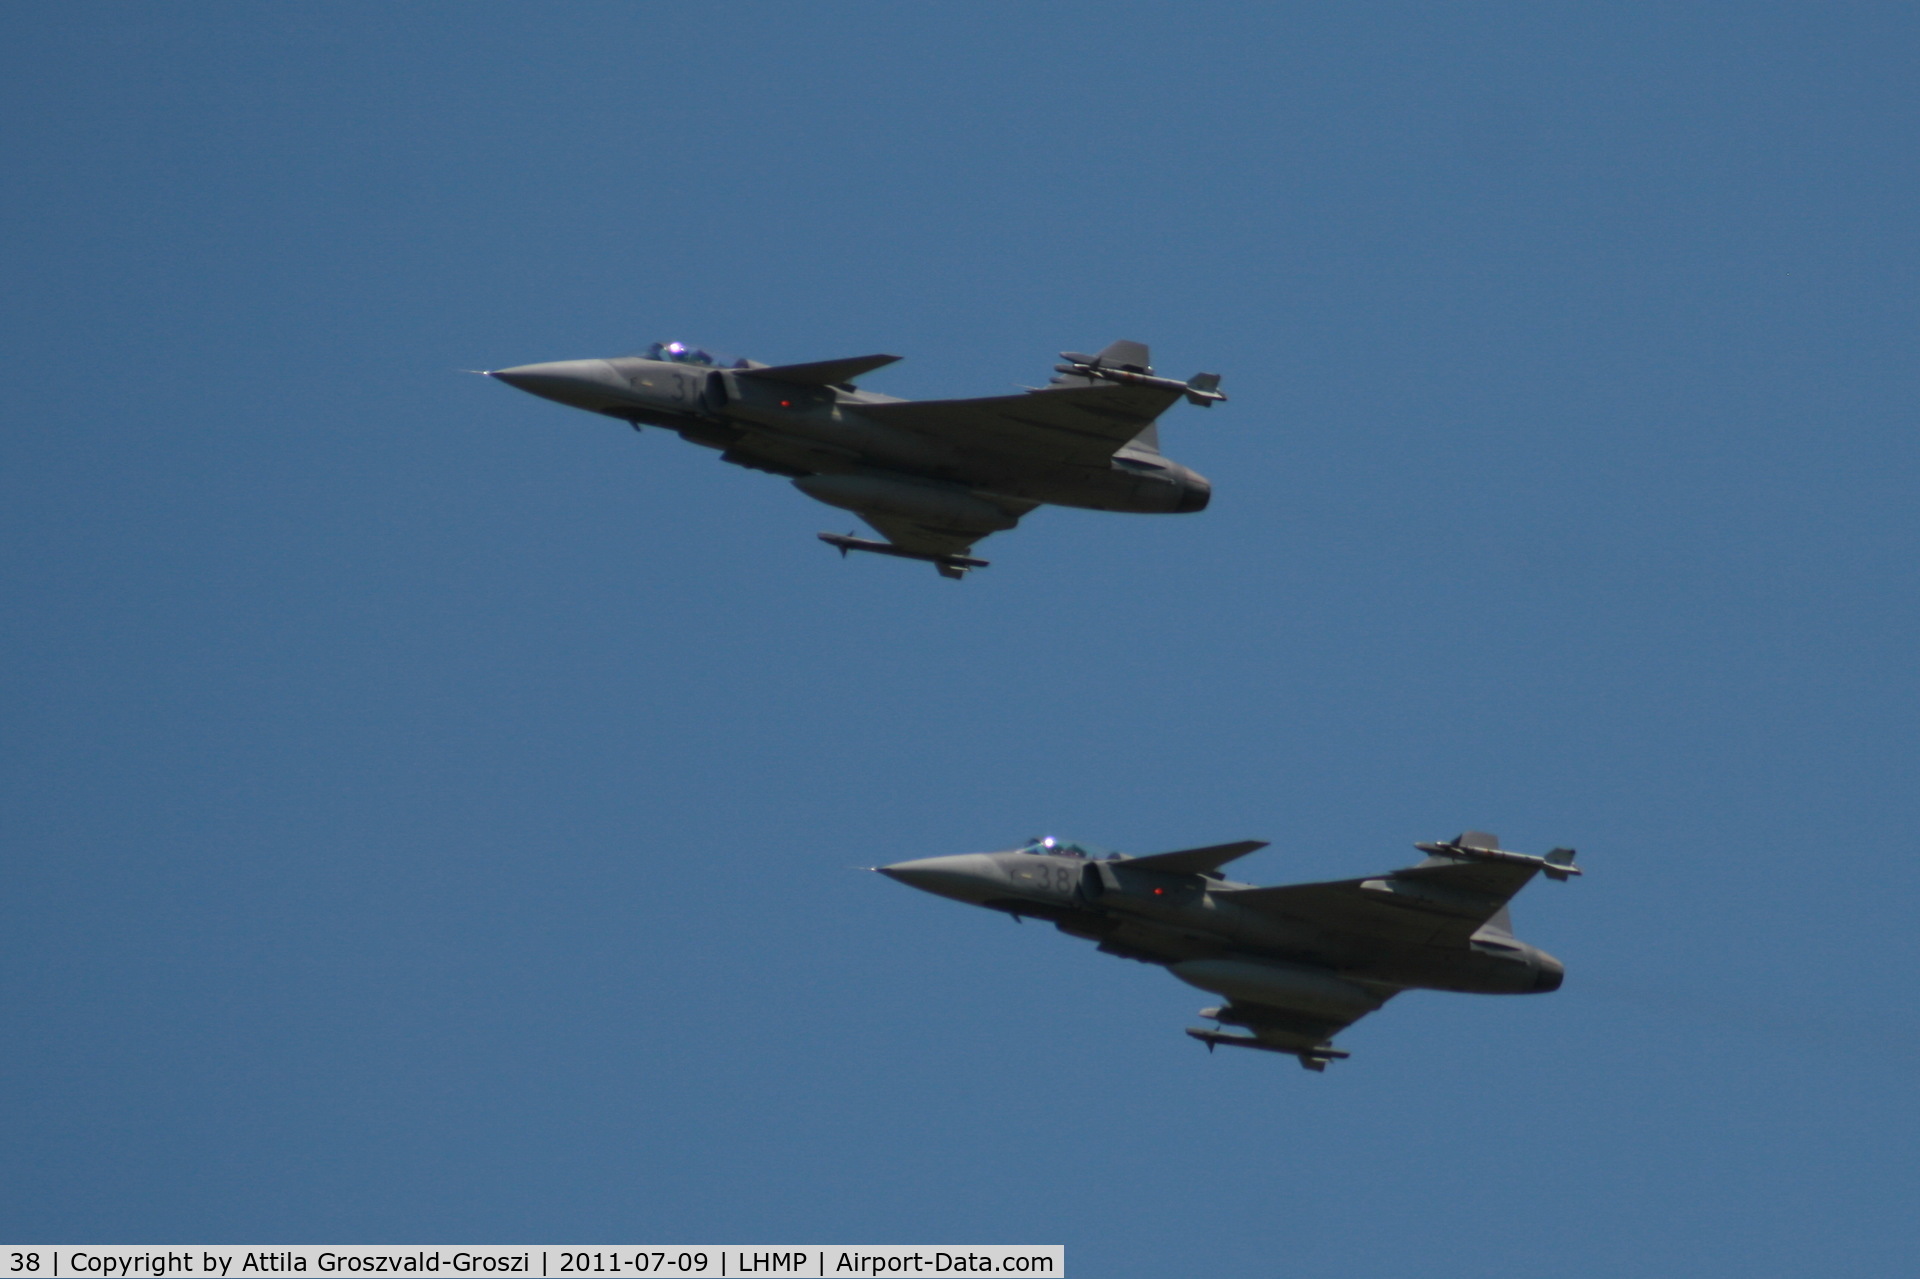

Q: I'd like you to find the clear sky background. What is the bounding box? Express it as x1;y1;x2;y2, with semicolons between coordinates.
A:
4;3;1917;1274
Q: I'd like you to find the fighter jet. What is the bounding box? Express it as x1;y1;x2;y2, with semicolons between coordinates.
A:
878;831;1578;1069
486;339;1222;578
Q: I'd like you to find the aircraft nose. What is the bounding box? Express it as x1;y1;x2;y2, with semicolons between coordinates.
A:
487;359;631;411
877;854;1001;904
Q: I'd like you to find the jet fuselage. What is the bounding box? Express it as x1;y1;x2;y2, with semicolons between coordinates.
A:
880;845;1565;998
488;355;1212;516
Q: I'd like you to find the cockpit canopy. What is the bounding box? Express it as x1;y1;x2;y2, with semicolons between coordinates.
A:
1017;836;1119;860
644;340;749;369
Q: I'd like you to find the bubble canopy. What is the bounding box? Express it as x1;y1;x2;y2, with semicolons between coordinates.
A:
641;340;750;369
1017;836;1120;860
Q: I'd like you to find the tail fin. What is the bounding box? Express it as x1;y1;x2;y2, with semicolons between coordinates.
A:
1088;339;1152;372
1054;342;1162;457
1052;339;1153;388
1047;339;1223;444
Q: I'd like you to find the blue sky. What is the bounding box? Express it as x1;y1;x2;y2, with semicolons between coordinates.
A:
4;3;1917;1273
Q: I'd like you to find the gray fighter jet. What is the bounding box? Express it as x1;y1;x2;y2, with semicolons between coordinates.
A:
486;339;1222;578
878;831;1578;1069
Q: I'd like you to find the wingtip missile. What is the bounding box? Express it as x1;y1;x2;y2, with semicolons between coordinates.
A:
1184;372;1225;407
1050;359;1227;405
1414;835;1584;879
1543;846;1581;881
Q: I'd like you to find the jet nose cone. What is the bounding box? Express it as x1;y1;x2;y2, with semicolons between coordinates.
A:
877;854;1000;904
1531;952;1566;993
486;365;545;391
486;359;631;411
487;361;589;390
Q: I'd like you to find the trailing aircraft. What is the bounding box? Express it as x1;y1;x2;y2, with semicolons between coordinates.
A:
878;831;1578;1069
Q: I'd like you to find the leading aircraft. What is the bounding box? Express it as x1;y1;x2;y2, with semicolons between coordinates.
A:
878;831;1579;1069
486;339;1223;578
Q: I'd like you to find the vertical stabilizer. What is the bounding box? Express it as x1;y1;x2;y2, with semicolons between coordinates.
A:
1091;339;1152;371
1478;904;1516;937
1051;339;1154;388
